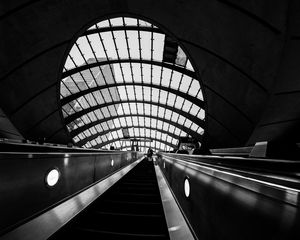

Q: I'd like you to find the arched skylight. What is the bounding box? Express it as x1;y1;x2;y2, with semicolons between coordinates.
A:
60;16;205;152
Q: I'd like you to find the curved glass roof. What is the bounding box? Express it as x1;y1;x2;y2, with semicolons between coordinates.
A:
60;16;205;152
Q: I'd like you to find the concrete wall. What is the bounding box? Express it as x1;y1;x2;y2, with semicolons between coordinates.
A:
0;108;24;140
248;0;300;145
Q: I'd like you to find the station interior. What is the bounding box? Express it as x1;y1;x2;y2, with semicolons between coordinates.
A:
0;1;300;239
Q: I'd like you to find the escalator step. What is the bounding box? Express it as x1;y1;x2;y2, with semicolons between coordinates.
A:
72;228;169;240
120;181;156;186
71;213;167;234
92;211;163;218
89;200;162;215
50;159;169;239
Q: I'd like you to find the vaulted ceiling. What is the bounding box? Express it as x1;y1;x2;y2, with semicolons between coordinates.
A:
60;17;204;151
0;0;299;149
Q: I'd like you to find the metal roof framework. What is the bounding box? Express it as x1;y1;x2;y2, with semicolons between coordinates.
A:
76;126;183;146
60;16;205;152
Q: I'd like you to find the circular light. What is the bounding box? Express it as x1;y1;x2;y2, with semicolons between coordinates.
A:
184;177;191;198
46;168;60;187
111;159;114;167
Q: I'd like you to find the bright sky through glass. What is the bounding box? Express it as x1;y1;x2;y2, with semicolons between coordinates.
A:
60;17;205;152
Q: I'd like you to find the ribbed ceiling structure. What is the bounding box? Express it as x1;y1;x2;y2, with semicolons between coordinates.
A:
60;16;205;152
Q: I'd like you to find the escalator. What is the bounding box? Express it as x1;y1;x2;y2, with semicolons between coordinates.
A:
50;159;170;240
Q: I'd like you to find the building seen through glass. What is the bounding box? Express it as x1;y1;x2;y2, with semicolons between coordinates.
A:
60;17;205;152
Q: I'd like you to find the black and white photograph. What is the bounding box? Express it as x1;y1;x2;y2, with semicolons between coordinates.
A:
0;1;299;239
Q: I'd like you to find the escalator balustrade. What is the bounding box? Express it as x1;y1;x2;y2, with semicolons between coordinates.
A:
50;159;170;240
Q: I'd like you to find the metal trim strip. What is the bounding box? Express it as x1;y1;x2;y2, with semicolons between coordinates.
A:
154;163;195;240
0;158;143;240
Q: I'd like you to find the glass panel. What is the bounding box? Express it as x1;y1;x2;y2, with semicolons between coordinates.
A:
145;118;150;127
114;119;120;128
129;128;134;136
117;86;127;100
159;91;167;105
179;75;192;93
68;45;85;67
132;116;138;125
100;32;118;60
161;69;172;87
137;103;143;114
157;120;163;129
144;104;151;115
171;112;179;122
134;128;139;136
139;117;144;126
198;128;204;135
198;109;205;120
156;131;162;139
190;123;198;132
166;93;175;106
140;31;152;60
174;96;183;109
184;119;192;128
130;103;137;114
113;64;123;83
152;33;164;62
124;17;138;26
94;109;104;119
178;116;185;125
143;87;151;101
110;17;123;26
158;107;164;117
126;86;136;100
132;64;142;83
127;31;139;59
152;65;161;85
129;117;135;126
197;89;204;101
170;71;181;90
97;20;110;28
152;118;157;127
62;16;204;148
115;141;121;148
165;110;172;120
151;105;158;115
189;104;200;116
77;37;94;62
186;60;194;71
143;64;151;83
188;80;200;97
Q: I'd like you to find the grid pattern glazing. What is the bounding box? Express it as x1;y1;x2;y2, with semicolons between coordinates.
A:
60;17;205;151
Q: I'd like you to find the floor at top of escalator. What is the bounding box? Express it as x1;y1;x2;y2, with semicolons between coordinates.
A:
49;159;170;240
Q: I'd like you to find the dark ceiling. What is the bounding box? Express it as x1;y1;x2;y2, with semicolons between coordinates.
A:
0;0;299;148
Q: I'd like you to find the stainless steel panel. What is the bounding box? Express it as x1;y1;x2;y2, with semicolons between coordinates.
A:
154;164;195;240
0;158;143;240
0;151;142;235
157;153;300;240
